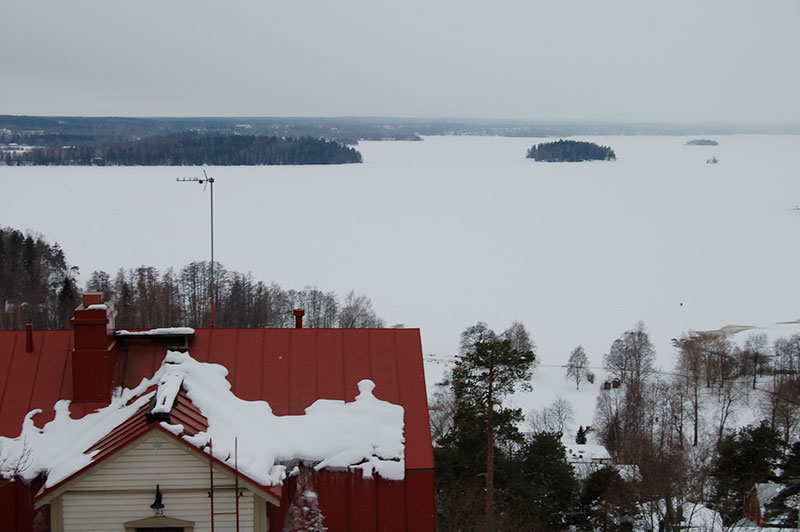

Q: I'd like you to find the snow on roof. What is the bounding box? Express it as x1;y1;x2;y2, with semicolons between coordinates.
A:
646;502;724;532
0;350;405;489
0;381;155;487
755;482;785;511
564;440;612;463
115;327;195;337
730;517;762;529
680;503;725;532
563;439;612;479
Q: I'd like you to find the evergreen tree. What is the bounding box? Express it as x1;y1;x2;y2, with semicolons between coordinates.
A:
764;441;800;527
576;425;587;444
56;274;78;329
527;139;616;162
448;322;536;530
711;421;785;524
507;431;578;530
581;466;636;532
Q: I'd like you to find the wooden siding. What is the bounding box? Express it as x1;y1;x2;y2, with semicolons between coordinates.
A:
58;431;259;532
63;490;253;532
75;431;218;491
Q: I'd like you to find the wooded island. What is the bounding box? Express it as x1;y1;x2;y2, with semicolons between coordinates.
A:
527;139;616;162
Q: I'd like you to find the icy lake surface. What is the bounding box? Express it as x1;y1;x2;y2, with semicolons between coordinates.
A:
2;134;800;369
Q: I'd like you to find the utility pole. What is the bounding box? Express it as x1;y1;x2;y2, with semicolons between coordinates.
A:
177;170;216;327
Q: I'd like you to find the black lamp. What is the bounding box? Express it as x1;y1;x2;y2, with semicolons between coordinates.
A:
150;484;165;516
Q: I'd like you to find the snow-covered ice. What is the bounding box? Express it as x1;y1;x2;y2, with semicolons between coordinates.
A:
2;134;799;371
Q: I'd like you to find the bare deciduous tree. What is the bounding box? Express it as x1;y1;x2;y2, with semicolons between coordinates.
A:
604;321;655;388
528;395;575;435
674;332;710;446
715;378;745;443
740;333;770;389
502;321;538;368
761;378;800;442
566;345;590;390
428;371;456;445
338;290;385;328
774;334;800;381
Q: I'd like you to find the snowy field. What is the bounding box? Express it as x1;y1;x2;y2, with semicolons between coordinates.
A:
3;134;800;381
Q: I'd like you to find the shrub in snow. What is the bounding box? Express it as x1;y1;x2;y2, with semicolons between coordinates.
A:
282;467;327;532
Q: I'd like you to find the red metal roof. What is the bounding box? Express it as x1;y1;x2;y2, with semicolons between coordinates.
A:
84;388;209;467
0;327;434;471
35;388;282;503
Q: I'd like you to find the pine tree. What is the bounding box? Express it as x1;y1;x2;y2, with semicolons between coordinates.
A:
711;422;785;524
576;425;587;444
508;431;579;530
764;441;800;527
450;322;536;531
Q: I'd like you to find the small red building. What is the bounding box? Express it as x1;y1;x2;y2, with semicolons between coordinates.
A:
0;293;436;531
744;482;785;527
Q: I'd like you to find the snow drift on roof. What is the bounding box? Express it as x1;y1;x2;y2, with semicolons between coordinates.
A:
0;350;405;488
115;327;195;337
755;482;785;510
648;502;724;532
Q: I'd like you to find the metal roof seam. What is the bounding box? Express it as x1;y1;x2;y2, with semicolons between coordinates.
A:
233;327;240;392
287;328;293;413
393;331;403;403
55;335;71;403
27;332;46;414
258;328;265;400
314;330;319;401
0;332;19;415
340;329;346;401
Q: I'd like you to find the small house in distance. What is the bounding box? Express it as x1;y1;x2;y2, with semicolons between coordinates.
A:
744;482;786;527
0;293;436;531
563;440;612;480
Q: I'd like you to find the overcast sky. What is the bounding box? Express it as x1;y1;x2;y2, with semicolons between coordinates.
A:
2;1;798;124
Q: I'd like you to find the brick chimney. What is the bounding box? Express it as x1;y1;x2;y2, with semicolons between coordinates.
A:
71;292;118;402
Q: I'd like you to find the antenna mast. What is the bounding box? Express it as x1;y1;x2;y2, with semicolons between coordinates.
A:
177;170;216;328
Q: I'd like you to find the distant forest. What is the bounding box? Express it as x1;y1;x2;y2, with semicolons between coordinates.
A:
3;134;362;166
2;116;794;151
0;226;383;330
686;139;719;146
527;139;616;162
0;228;79;330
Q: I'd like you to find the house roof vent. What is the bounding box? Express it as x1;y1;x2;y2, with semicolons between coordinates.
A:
293;309;305;329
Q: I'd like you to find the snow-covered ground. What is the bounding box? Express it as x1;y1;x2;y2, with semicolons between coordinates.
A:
2;134;800;374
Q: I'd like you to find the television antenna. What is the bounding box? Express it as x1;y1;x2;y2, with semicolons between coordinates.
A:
177;169;216;328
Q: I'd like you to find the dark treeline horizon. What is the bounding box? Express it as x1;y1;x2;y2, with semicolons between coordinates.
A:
2;115;798;149
3;134;362;166
0;226;384;331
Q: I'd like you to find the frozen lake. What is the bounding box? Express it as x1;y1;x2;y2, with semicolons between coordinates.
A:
2;134;800;369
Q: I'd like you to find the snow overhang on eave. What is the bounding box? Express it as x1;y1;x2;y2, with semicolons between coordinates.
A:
33;423;281;509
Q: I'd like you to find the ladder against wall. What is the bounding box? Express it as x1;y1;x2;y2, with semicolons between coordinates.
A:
208;438;241;532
